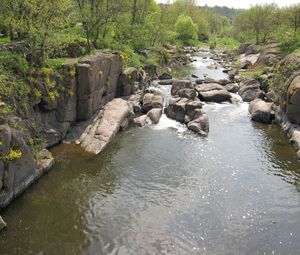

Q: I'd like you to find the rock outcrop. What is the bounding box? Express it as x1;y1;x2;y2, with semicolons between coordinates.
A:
0;123;54;208
286;75;300;125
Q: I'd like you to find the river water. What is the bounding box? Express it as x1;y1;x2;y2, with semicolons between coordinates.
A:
1;51;300;255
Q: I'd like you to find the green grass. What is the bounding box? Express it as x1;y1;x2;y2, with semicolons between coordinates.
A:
241;70;263;79
0;36;10;45
45;58;66;69
197;37;240;51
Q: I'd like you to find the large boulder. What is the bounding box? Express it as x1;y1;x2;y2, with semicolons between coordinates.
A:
198;90;232;103
165;96;208;136
225;83;239;93
171;80;193;95
147;108;162;124
158;73;172;80
286;76;300;125
249;99;274;124
257;43;285;66
141;91;164;113
177;88;197;99
187;110;209;136
69;98;134;154
238;78;264;102
195;83;224;92
133;115;151;127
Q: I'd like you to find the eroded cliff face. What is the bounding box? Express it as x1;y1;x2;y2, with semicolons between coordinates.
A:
0;50;130;208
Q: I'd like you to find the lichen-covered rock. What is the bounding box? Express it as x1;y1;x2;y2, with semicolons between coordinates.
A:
249;99;273;124
286;76;300;125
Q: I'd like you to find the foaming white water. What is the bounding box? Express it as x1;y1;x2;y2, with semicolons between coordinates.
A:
151;114;187;133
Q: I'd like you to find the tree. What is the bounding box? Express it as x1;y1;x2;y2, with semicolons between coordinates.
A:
234;4;278;44
0;0;73;65
175;14;198;45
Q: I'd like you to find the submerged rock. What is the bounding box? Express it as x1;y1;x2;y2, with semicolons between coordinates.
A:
249;99;274;124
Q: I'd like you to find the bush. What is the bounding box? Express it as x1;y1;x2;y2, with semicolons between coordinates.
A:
175;14;198;45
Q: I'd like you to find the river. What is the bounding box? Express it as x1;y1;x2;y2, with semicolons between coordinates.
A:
0;51;300;255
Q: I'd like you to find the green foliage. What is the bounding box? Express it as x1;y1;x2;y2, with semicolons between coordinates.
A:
280;31;300;54
175;15;198;45
0;36;10;45
270;60;300;103
45;59;66;70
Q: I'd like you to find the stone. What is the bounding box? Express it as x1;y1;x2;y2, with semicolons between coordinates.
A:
290;129;300;152
158;79;173;85
225;84;239;93
0;216;6;231
171;80;193;95
286;76;300;125
78;98;133;154
187;110;209;136
133;115;148;127
218;79;231;85
198;90;232;103
238;78;264;102
158;73;172;80
147;108;162;124
195;83;224;93
177;88;197;99
141;93;164;113
249;99;273;124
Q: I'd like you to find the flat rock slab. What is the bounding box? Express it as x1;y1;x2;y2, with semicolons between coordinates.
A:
66;98;133;154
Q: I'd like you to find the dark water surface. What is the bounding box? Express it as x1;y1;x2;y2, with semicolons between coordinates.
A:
1;53;300;255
